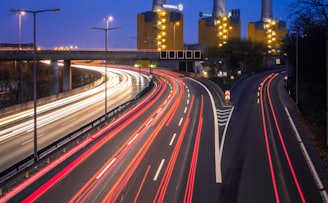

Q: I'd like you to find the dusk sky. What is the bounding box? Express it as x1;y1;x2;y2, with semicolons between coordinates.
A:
1;0;292;49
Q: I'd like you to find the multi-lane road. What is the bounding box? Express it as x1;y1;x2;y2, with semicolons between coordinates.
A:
1;67;328;202
0;64;150;172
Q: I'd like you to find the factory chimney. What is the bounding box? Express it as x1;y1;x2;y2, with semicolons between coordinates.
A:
212;0;226;18
261;0;273;22
152;0;167;11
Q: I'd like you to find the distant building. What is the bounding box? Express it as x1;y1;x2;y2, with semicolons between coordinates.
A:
137;1;184;51
198;0;241;48
247;0;287;55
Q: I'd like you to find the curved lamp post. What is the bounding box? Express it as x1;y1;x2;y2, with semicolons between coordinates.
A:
91;17;120;119
10;8;60;163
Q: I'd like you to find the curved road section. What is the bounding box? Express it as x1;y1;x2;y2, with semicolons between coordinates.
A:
0;64;150;173
1;69;327;203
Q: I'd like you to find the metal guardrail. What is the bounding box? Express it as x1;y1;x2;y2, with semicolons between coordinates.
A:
0;79;154;185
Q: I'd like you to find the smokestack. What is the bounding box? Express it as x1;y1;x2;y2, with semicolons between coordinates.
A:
261;0;272;22
152;0;167;11
212;0;226;18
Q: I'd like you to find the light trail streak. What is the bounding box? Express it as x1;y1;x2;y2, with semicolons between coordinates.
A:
184;95;204;203
266;74;306;203
18;78;165;203
260;74;280;203
153;95;194;203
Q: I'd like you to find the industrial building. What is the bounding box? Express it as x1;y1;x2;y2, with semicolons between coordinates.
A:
248;0;287;55
137;0;184;51
198;0;241;47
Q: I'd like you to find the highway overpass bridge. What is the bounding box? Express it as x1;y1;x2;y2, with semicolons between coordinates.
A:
0;50;160;61
0;49;201;93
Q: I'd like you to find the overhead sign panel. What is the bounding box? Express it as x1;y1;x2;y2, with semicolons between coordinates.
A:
159;50;202;60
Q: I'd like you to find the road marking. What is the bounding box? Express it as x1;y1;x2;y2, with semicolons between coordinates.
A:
20;133;46;146
60;118;77;126
285;107;328;202
128;133;139;145
216;108;233;127
178;117;184;126
184;107;188;114
157;107;162;114
96;158;117;179
146;118;154;127
169;133;177;146
153;159;165;181
188;93;190;98
187;99;190;105
190;78;220;183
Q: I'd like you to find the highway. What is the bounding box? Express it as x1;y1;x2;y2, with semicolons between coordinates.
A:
2;69;223;202
1;69;327;202
218;71;327;202
0;64;150;172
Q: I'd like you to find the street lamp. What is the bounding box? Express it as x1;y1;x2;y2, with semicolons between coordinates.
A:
10;8;60;163
290;31;299;105
17;11;25;49
173;21;179;50
91;18;120;119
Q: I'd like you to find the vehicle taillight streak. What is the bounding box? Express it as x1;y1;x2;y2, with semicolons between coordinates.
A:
260;73;306;203
184;95;204;203
21;78;167;202
153;95;194;203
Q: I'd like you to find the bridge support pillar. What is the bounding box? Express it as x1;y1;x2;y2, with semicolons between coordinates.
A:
50;60;60;95
63;60;72;92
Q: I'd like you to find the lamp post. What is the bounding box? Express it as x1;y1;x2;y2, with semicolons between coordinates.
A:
10;8;60;163
18;11;25;49
290;31;299;105
173;21;179;50
92;18;120;119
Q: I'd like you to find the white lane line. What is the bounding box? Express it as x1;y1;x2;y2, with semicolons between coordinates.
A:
190;78;220;183
184;107;188;114
96;158;117;179
60;118;77;126
178;117;184;126
187;99;190;105
169;133;177;146
188;93;190;98
157;107;163;114
128;133;139;145
20;133;46;146
164;99;168;105
146;118;154;127
153;159;165;181
187;89;190;93
285;107;328;202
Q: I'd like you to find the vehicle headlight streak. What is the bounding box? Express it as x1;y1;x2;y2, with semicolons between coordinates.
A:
0;65;148;142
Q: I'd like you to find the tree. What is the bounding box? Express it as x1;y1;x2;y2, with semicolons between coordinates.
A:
289;0;328;144
203;38;267;76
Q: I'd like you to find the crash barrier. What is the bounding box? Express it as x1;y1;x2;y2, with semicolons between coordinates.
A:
0;79;154;186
